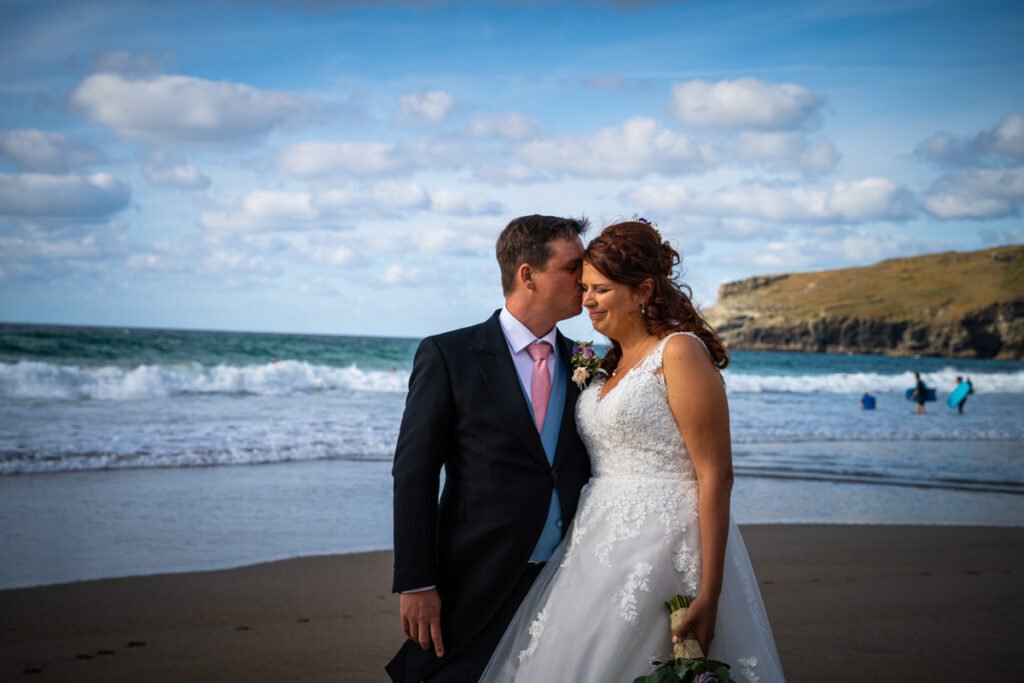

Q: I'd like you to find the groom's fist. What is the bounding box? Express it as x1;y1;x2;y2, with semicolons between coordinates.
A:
400;588;445;658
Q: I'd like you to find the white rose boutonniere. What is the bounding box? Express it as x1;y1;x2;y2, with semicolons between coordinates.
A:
570;341;601;389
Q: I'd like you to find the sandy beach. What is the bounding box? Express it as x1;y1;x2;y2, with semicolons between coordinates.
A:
2;524;1021;682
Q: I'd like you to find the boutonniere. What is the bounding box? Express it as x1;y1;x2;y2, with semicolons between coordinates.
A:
570;341;601;389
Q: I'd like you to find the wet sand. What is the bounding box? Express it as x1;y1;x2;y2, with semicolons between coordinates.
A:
2;525;1021;682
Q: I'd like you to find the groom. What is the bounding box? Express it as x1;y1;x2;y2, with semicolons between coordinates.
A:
386;215;593;683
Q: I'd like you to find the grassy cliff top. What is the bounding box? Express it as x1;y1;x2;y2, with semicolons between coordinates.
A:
709;245;1024;325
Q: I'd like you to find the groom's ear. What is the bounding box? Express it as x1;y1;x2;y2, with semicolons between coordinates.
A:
519;263;535;290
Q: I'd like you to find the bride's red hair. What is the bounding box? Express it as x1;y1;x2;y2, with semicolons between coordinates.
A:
584;221;729;372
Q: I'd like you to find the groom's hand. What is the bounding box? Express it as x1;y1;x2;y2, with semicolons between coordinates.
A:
400;588;445;658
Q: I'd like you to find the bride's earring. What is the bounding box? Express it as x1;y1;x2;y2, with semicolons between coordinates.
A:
640;301;647;316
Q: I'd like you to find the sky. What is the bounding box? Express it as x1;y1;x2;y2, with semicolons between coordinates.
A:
0;0;1022;341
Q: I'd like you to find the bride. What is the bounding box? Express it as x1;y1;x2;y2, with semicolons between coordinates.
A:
480;221;786;682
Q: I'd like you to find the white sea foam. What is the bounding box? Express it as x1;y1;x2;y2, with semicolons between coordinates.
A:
0;360;409;400
2;360;1021;400
724;366;1024;394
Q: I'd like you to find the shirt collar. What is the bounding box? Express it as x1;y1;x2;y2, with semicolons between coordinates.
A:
499;306;559;354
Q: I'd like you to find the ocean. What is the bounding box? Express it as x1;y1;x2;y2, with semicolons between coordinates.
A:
2;322;1022;588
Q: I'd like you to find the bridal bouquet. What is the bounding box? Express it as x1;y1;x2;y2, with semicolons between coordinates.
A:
632;594;734;683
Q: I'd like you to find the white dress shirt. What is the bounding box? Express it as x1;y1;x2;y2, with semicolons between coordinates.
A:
498;306;558;400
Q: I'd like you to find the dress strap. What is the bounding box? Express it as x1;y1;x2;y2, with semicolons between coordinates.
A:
657;331;712;360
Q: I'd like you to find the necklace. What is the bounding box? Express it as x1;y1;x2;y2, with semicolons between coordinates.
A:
610;338;660;376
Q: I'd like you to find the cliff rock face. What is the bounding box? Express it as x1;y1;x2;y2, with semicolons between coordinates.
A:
704;246;1024;359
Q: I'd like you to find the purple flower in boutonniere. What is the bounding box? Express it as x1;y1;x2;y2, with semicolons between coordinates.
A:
570;341;601;389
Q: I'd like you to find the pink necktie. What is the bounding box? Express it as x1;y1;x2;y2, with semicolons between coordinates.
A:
527;341;552;431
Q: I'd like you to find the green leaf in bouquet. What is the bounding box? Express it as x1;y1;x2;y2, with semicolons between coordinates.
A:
656;666;681;683
714;664;733;682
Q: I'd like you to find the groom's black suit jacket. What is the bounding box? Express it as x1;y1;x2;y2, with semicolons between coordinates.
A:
387;310;591;682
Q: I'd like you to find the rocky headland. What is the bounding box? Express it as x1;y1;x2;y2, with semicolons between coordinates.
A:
703;245;1023;359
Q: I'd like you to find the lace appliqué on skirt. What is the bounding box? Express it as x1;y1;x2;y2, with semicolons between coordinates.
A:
614;562;653;625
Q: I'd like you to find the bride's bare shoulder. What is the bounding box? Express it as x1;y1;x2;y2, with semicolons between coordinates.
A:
662;334;718;385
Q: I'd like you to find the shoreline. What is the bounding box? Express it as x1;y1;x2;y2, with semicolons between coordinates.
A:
3;458;1022;591
2;524;1022;682
6;517;1024;594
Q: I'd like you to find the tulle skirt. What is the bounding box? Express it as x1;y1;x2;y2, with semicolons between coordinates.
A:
480;477;786;682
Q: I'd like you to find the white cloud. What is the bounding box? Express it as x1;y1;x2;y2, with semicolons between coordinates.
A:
978;228;1024;245
473;161;548;184
466;112;540;140
0;172;131;220
370;180;432;210
277;137;470;179
922;167;1024;219
0;129;104;173
317;180;430;213
412;218;503;256
70;73;318;143
430;189;502;216
518;117;712;178
627;177;913;224
90;49;174;77
125;239;196;273
297;276;340;296
670;78;825;130
278;141;408;178
720;231;929;270
991;114;1024;159
306;240;355;267
143;161;211;190
200;249;282;282
398;90;455;123
379;263;427;285
657;215;784;245
730;131;839;173
317;182;500;219
200;190;320;232
914;113;1024;167
0;218;134;285
202;179;453;233
582;73;624;91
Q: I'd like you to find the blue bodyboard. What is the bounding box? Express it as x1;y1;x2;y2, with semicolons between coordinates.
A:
905;387;936;402
947;382;971;408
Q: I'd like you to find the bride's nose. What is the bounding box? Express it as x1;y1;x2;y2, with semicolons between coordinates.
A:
582;289;595;308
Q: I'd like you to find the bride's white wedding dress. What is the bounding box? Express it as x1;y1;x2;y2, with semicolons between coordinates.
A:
481;332;786;682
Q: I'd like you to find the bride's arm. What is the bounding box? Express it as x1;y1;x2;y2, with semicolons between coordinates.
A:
662;333;733;652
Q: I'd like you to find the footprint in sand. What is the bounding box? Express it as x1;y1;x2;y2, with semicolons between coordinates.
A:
96;649;115;656
235;625;251;631
24;667;42;674
297;618;310;623
127;641;146;648
76;654;93;660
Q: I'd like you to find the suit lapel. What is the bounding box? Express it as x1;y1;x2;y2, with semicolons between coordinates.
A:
471;311;550;469
552;330;581;469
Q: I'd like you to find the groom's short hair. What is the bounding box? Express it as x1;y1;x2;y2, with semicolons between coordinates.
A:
496;214;589;295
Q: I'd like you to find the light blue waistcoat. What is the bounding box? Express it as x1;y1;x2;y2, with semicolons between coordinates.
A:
521;350;567;562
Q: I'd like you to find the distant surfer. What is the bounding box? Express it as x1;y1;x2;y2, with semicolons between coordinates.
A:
910;372;928;414
950;376;974;414
861;392;876;410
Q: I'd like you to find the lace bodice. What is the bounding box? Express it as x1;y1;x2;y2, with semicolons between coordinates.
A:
576;332;703;482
